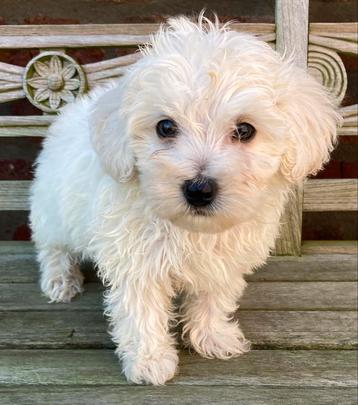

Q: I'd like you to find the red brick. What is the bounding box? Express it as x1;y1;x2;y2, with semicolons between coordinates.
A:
314;160;342;179
342;161;358;178
0;160;34;180
339;136;358;145
0;49;39;67
12;224;31;241
67;48;105;65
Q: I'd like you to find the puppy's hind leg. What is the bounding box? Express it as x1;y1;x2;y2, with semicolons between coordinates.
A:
38;246;84;303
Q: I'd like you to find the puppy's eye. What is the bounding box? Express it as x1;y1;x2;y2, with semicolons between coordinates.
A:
233;122;256;142
156;119;178;138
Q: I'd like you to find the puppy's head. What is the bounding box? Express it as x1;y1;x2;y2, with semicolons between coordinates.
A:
91;14;340;233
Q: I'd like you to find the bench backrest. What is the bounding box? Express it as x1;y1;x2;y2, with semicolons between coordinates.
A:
0;0;357;255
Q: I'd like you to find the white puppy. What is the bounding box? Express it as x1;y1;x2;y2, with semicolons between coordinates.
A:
30;15;339;385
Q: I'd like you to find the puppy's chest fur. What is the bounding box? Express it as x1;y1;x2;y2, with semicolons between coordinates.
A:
91;206;272;292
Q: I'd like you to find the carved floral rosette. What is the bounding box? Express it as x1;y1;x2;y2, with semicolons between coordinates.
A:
23;51;86;113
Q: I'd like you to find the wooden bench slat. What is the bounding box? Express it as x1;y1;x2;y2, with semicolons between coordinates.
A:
0;349;356;387
0;23;275;49
302;240;358;255
0;281;356;311
1;253;357;283
0;23;276;37
0;181;30;211
303;179;358;212
1;386;357;405
1;242;356;282
1;179;356;212
0;310;355;349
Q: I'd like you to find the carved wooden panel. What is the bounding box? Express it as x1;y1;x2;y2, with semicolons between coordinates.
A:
0;23;356;125
0;23;274;112
309;23;357;134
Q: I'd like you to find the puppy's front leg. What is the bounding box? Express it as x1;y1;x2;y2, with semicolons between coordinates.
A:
105;274;178;385
182;278;250;359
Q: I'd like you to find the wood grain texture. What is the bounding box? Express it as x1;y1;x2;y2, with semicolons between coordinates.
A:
310;34;357;55
302;240;358;255
303;179;358;211
1;386;357;405
274;184;303;256
254;253;358;281
0;23;274;49
1;241;357;282
274;0;308;255
5;179;356;212
339;104;358;136
0;310;355;349
0;181;30;210
0;126;48;137
310;23;358;35
0;281;356;311
0;349;356;387
6;279;358;311
0;23;274;36
0;116;54;125
1;241;356;282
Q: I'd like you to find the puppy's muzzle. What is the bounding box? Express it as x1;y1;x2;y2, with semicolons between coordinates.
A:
182;177;217;207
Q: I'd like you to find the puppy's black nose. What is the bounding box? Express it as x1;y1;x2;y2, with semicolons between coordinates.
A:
182;177;217;207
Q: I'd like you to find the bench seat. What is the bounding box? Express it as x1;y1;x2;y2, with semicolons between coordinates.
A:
0;241;356;404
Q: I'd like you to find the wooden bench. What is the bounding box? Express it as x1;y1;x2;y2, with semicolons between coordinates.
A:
0;1;357;403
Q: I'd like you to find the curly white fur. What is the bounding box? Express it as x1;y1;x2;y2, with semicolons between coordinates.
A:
30;14;340;385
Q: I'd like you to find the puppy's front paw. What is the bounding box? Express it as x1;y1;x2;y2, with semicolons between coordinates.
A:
41;268;84;303
122;347;179;385
188;322;251;359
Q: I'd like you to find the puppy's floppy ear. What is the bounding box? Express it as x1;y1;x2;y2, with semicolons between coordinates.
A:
90;85;135;182
278;63;341;183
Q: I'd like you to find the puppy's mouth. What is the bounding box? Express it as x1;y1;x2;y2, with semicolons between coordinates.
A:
188;206;215;217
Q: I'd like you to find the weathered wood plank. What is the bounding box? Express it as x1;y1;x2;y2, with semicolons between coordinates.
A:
274;186;303;255
274;0;308;256
1;386;357;405
310;34;357;55
0;311;113;349
339;104;358;136
0;23;275;36
0;349;356;387
1;242;357;282
0;241;35;255
3;179;356;211
0;116;54;126
302;241;358;255
310;23;358;35
0;23;275;49
0;282;356;311
242;282;357;310
1;253;357;283
0;283;103;311
0;310;355;349
0;181;29;211
242;311;357;349
303;179;358;211
251;254;358;281
0;127;48;137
